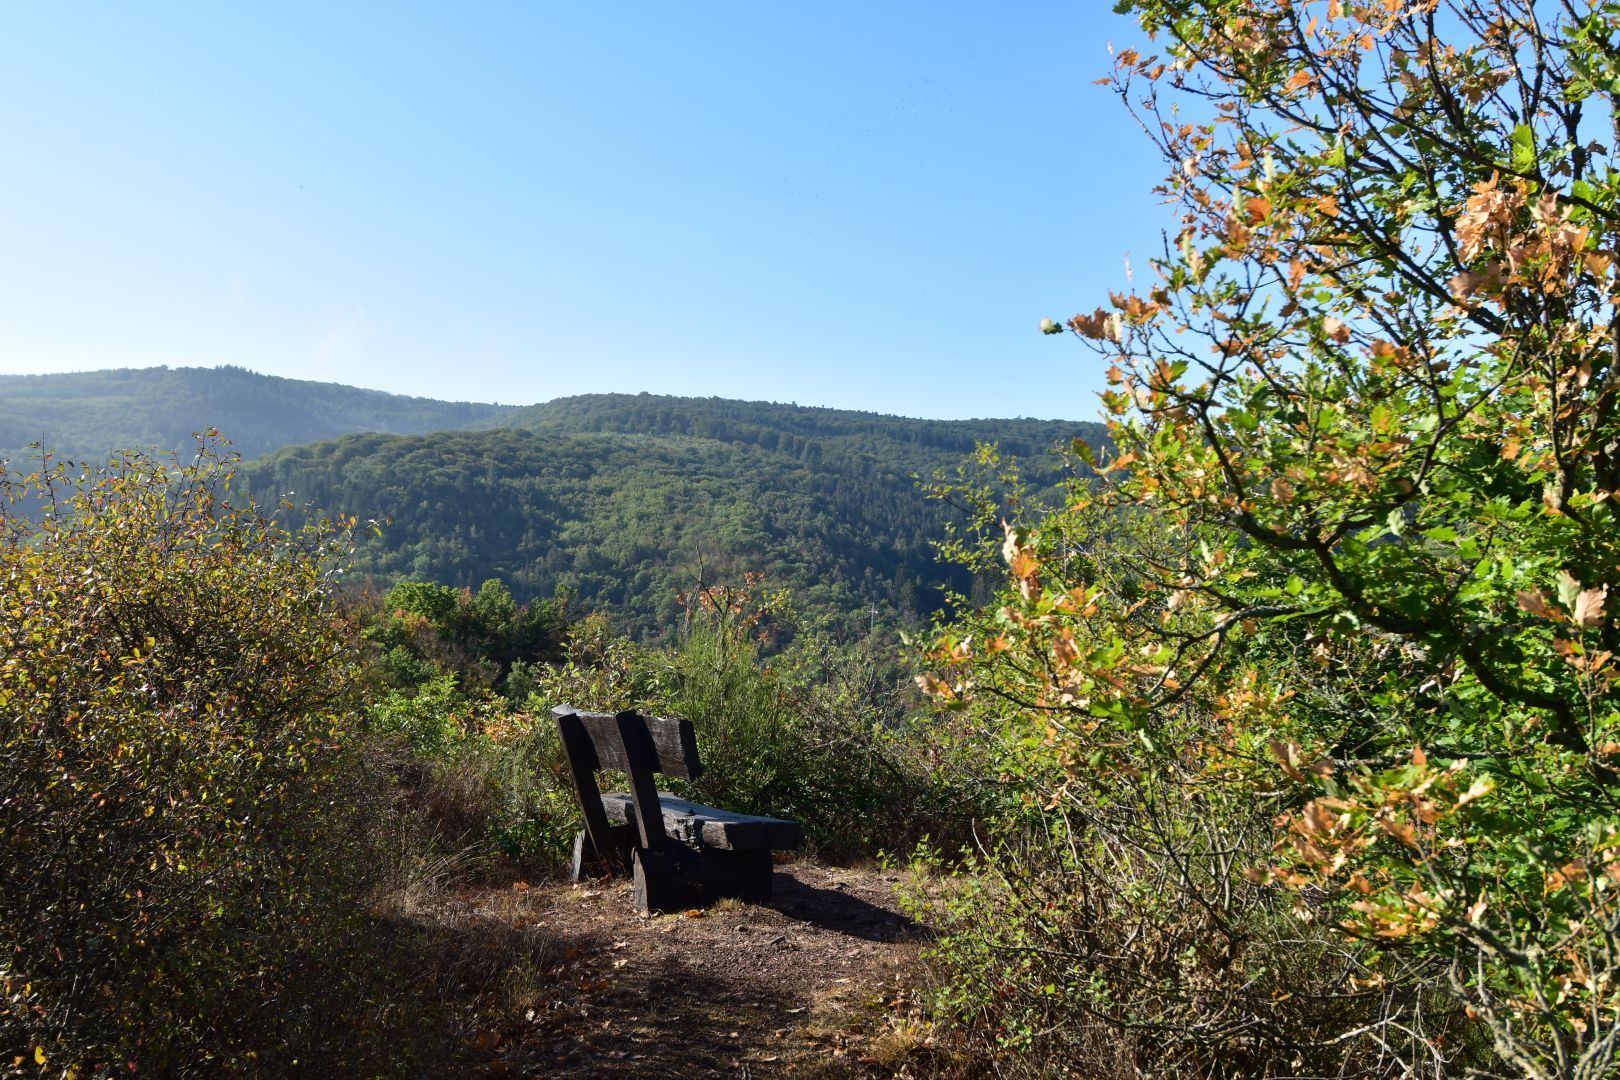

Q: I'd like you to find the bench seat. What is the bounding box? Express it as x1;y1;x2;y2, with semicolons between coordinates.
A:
599;792;802;851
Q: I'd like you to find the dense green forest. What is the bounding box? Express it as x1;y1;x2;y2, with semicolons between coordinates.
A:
0;365;516;464
244;396;1104;638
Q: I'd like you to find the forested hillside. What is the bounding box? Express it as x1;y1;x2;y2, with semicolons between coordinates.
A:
0;365;516;464
244;398;1103;638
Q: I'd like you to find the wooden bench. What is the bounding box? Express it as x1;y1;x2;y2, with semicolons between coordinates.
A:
552;705;803;914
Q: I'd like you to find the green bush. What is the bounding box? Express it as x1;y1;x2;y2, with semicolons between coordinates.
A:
369;674;468;759
363;577;566;695
0;444;424;1073
364;668;584;874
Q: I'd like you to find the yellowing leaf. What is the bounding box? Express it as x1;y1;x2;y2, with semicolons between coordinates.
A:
1269;739;1305;781
914;673;959;703
1102;452;1138;474
1557;570;1583;612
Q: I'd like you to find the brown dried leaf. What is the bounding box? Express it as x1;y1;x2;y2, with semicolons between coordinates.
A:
1269;739;1305;782
1517;589;1561;621
1377;815;1418;848
1574;587;1608;628
1321;316;1351;343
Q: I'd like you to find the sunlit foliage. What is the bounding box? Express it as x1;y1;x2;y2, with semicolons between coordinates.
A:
0;441;387;1071
921;1;1620;1074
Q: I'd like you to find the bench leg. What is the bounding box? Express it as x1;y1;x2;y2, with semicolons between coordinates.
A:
571;826;635;881
632;845;704;915
701;849;774;904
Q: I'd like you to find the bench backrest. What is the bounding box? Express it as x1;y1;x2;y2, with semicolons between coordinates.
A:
552;707;703;779
552;705;702;852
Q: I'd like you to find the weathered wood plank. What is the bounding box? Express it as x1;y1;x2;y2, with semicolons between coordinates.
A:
600;792;803;851
556;711;617;867
617;711;669;849
551;705;702;780
570;825;635;880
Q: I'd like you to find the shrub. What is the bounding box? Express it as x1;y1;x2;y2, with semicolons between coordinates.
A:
377;697;584;873
0;443;410;1073
363;577;567;694
910;490;1483;1075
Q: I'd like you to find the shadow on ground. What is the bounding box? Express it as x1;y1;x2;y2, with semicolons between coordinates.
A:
508;955;795;1078
769;872;928;943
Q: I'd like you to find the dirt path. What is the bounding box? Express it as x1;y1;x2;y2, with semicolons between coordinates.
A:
466;862;942;1078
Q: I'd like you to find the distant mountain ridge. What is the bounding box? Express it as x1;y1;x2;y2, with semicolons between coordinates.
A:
477;391;1082;462
0;365;517;464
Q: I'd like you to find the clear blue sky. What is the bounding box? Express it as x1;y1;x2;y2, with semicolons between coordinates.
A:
0;4;1167;420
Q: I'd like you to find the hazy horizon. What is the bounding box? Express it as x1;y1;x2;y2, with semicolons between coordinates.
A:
0;362;1096;423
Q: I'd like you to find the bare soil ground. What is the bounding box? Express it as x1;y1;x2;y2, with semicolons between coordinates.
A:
450;861;952;1078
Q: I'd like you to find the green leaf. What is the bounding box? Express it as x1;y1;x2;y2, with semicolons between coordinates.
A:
1511;123;1536;172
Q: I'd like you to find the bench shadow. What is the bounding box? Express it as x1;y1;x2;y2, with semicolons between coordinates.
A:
766;870;931;943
